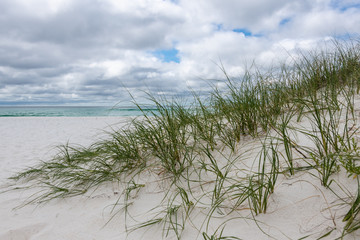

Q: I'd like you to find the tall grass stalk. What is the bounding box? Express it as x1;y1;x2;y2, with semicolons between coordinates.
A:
343;177;360;234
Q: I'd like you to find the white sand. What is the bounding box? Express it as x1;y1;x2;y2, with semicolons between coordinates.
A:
0;116;360;239
0;117;134;240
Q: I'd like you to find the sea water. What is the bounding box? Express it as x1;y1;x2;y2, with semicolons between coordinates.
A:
0;106;152;117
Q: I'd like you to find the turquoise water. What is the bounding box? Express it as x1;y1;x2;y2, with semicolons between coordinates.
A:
0;106;151;117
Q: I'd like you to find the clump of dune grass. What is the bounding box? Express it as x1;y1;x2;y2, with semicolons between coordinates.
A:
9;38;360;239
131;94;197;179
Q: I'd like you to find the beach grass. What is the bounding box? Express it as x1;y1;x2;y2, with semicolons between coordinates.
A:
10;38;360;239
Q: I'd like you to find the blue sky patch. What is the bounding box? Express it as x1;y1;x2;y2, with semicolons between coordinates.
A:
341;3;360;11
330;1;360;11
232;28;252;36
152;48;180;63
279;18;291;26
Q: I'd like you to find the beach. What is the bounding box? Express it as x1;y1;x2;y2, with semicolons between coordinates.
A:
1;1;359;239
1;115;360;240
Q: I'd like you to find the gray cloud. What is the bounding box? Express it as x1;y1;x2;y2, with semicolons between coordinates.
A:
0;0;183;49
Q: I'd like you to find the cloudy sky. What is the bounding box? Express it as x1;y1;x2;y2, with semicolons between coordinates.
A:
0;0;359;105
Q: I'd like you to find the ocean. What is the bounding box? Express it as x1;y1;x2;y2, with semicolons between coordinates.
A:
0;106;151;117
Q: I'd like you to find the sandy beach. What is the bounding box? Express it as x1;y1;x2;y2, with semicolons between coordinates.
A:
1;115;360;240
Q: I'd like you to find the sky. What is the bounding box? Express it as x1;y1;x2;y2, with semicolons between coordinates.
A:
0;0;359;106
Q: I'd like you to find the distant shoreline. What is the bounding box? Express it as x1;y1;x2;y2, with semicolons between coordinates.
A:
0;106;150;117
